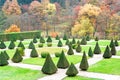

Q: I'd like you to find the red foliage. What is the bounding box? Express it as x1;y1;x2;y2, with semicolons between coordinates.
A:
50;32;58;38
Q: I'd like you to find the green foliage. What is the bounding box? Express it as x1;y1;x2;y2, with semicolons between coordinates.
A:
40;37;45;43
109;39;114;48
111;44;116;55
57;39;63;47
30;48;38;58
42;54;57;74
114;40;119;46
77;40;80;45
81;37;87;45
55;35;60;40
47;43;52;47
76;44;82;53
57;50;69;68
8;40;15;49
36;33;41;39
66;63;78;76
41;52;49;58
28;41;35;49
46;36;52;42
72;44;77;49
18;41;25;49
0;52;8;66
17;47;25;56
72;37;76;44
94;42;101;54
88;47;93;57
63;34;68;40
38;43;44;48
33;37;37;43
95;36;99;41
86;35;91;41
103;46;112;58
3;51;9;60
12;49;23;63
67;46;74;55
65;39;70;45
19;36;24;41
55;52;61;57
79;51;89;71
0;40;6;49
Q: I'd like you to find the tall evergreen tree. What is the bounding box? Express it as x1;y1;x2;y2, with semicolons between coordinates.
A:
103;45;112;58
86;35;90;41
94;42;101;54
111;44;116;55
28;41;35;49
8;40;15;49
18;41;25;49
0;40;6;49
88;47;93;57
30;48;38;57
0;52;8;66
57;39;63;47
109;39;114;48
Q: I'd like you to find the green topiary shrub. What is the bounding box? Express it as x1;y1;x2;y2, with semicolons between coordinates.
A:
63;34;68;40
33;37;37;43
3;51;9;60
55;52;61;57
41;52;49;58
109;39;114;48
72;37;76;44
0;40;6;49
88;47;93;57
76;44;81;53
36;33;41;39
40;37;45;43
72;44;77;49
86;35;90;41
30;48;38;57
42;54;57;74
8;40;15;49
19;36;24;41
81;37;87;45
65;39;69;45
28;41;35;49
57;39;63;47
66;63;78;76
57;50;69;68
95;36;99;41
47;43;52;47
38;43;43;48
0;52;9;66
111;44;116;55
94;42;101;54
103;45;112;58
79;51;89;71
77;40;80;45
114;40;119;46
12;49;23;63
67;46;74;55
55;35;60;40
46;36;52;42
18;41;25;49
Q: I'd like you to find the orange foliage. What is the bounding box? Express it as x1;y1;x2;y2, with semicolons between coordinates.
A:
50;32;58;38
5;24;20;33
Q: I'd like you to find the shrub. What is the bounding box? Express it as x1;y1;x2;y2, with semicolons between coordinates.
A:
114;40;119;46
81;37;87;45
79;51;89;71
66;63;78;76
17;47;25;56
30;48;38;57
67;46;74;55
41;52;49;58
95;36;99;41
38;43;43;48
42;54;57;74
65;39;69;45
0;52;9;66
33;37;37;43
12;49;23;63
86;35;90;41
103;45;112;58
57;50;69;68
40;37;45;43
76;44;82;53
55;52;61;57
72;44;77;49
18;41;25;49
8;40;15;49
57;40;63;47
77;40;80;45
36;33;41;39
19;36;24;41
72;37;76;44
94;42;101;54
46;36;52;42
63;34;68;40
55;35;60;40
3;51;9;60
28;41;35;49
109;39;114;48
47;43;52;47
88;47;93;57
111;44;116;55
0;40;6;49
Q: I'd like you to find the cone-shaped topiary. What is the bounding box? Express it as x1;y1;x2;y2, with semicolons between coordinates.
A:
63;34;68;40
76;44;82;53
86;35;90;41
30;48;38;57
36;34;41;39
8;40;15;49
33;37;37;43
3;51;9;60
109;39;114;48
18;41;25;49
95;36;99;41
46;36;52;42
0;52;9;66
42;54;57;74
28;41;35;49
57;39;63;47
77;40;80;45
19;36;24;41
55;35;60;40
88;47;93;57
65;39;69;45
115;40;119;46
111;44;116;55
40;37;45;43
12;49;23;63
57;50;69;68
66;63;78;76
67;46;74;55
103;45;112;58
0;40;6;49
81;37;87;45
72;37;76;44
79;51;89;71
17;47;25;56
94;42;101;54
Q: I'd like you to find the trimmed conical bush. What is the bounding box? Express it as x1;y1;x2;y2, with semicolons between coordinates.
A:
19;36;24;41
88;47;93;57
72;37;76;44
18;41;25;49
103;45;112;58
33;37;37;43
95;36;99;41
30;48;38;57
0;40;6;49
46;36;52;42
8;40;15;49
3;51;9;60
109;39;114;48
111;44;116;55
56;35;60;40
115;40;119;46
81;37;87;45
79;51;89;71
12;49;23;63
77;40;80;45
42;54;57;74
28;41;35;49
86;35;90;41
57;50;69;68
67;46;74;55
0;52;9;66
63;34;68;40
57;40;63;47
65;39;69;45
66;63;78;76
40;37;45;43
94;42;101;54
76;44;82;53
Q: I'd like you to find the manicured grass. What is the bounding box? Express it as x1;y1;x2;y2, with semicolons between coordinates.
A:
88;58;120;75
63;76;103;80
22;55;82;66
0;66;46;80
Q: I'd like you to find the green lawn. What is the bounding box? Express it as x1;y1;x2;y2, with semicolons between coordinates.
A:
0;66;46;80
22;55;82;66
63;76;103;80
88;58;120;75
